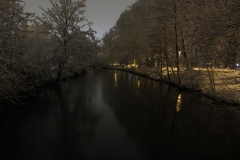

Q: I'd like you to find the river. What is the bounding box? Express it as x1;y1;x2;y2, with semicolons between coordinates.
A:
1;69;240;160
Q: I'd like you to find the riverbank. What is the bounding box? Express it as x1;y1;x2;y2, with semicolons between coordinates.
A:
0;68;86;107
1;65;239;107
101;65;240;107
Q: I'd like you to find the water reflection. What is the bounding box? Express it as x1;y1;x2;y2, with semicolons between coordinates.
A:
137;80;140;88
100;70;240;159
0;71;107;160
1;69;240;160
114;72;118;88
176;93;182;112
129;73;133;80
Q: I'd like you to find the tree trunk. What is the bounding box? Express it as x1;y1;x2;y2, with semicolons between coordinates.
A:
159;52;163;79
56;45;67;81
226;52;237;70
164;53;171;81
174;2;181;85
56;61;65;81
180;36;191;70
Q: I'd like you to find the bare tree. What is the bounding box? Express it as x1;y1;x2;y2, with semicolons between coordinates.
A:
38;0;95;81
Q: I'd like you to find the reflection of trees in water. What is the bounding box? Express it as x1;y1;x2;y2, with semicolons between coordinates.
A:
101;70;240;159
3;69;240;159
49;72;106;159
1;70;107;160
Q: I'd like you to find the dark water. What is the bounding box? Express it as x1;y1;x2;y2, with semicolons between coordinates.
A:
1;69;240;160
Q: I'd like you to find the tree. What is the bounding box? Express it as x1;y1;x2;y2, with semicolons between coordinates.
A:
188;0;240;69
38;0;95;81
0;0;36;102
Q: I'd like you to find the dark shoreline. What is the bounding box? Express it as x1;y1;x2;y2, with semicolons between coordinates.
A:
100;66;240;107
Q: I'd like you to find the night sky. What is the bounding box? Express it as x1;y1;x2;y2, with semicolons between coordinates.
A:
23;0;136;38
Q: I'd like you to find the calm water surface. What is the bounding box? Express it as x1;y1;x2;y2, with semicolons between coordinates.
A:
1;69;240;160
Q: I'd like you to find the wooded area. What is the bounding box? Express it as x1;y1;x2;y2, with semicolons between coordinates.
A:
0;0;98;104
100;0;240;101
102;0;240;68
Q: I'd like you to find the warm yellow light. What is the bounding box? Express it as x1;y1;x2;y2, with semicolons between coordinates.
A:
137;80;140;88
176;94;182;112
114;73;117;87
